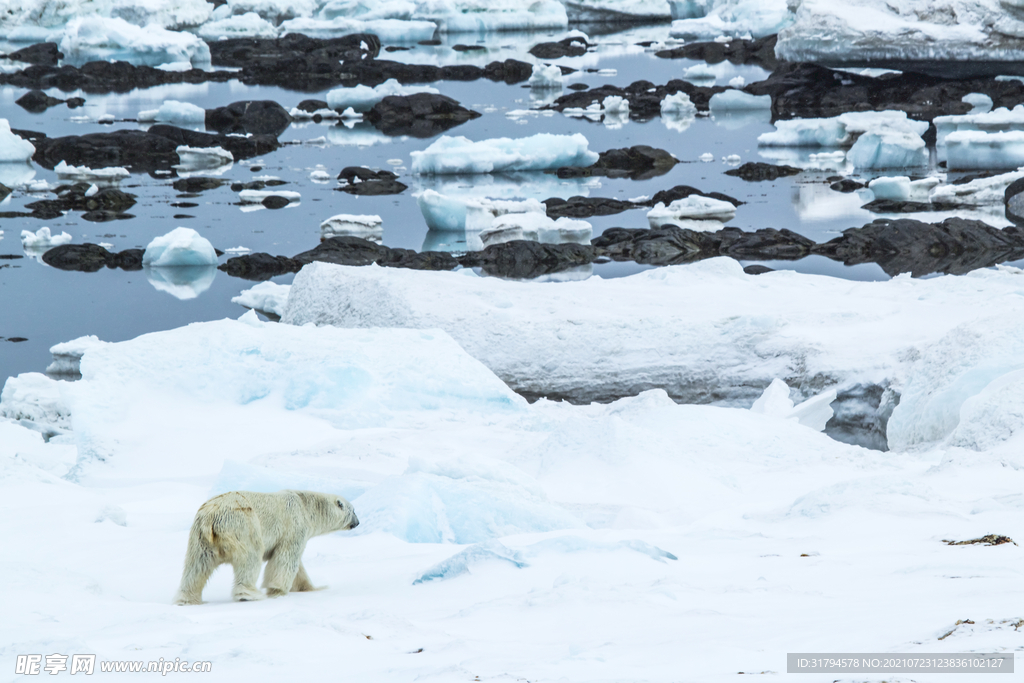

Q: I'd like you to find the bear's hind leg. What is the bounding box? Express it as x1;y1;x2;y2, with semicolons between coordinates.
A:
231;549;265;602
174;530;220;605
262;543;303;598
291;562;325;592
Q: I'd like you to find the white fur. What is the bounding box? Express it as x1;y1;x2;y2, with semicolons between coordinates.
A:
173;490;359;605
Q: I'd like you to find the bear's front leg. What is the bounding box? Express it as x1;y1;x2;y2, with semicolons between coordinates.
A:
291;562;326;592
262;542;304;597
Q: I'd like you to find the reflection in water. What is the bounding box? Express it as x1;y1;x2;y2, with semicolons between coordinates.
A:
792;183;874;223
145;265;217;300
758;147;850;172
0;162;36;188
662;112;695;133
481;263;593;282
412;171;600;202
422;228;483;253
711;109;772;131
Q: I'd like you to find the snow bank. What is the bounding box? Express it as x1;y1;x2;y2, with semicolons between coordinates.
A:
709;90;771;111
142;227;217;267
282;260;1024;427
945;131;1024;170
326;80;440;114
232;281;291;317
59;16;211;67
646;196;737;226
479;213;592;248
777;0;1024;63
417;190;547;232
137;100;206;126
411;134;599;175
0;119;35;163
320;213;383;243
670;0;792;39
0;0;212;39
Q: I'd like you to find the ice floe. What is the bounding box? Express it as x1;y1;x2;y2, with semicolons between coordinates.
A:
54;161;130;183
326;80;440;114
670;0;791;39
142;227;217;267
646;196;737;226
411;133;599;175
479;213;592;248
137;100;207;127
320;213;384;243
232;281;292;318
58;16;211;67
945;131;1024;170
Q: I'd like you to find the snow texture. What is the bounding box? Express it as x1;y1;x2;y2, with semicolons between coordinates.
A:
0;119;35;163
929;168;1024;205
142;227;217;267
0;372;71;434
232;282;292;318
411;134;599;175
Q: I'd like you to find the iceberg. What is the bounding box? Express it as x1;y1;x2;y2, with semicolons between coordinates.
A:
528;63;563;89
757;117;850;147
326;79;440;114
867;176;940;202
142;227;217;267
46;336;109;378
0;372;72;435
58;16;211;67
945;131;1024;171
411;133;599;175
320;214;383;243
174;145;233;172
479;213;592;247
670;0;792;39
660;91;697;117
0;119;35;163
647;196;737;226
232;282;292;318
137;100;207;127
21;227;72;251
417;190;547;232
777;0;1024;64
709;90;772;111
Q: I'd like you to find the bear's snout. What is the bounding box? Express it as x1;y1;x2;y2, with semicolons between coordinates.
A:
350;517;359;529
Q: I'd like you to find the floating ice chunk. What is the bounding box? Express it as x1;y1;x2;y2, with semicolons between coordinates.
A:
413;541;528;584
411;133;599;175
233;281;291;318
309;169;331;182
647;196;737;226
21;227;72;251
0;372;72;436
602;95;629;115
142;227;217;267
46;336;109;378
729;75;746;88
54;161;129;183
0;119;35;163
137;100;206;126
945;131;1024;171
758;117;850;147
479;213;592;247
682;63;716;82
353;456;585;544
660;91;697;117
710;90;771;110
699;152;715;162
670;0;792;39
528;63;563;89
145;265;217;299
750;378;836;432
279;17;437;42
290;107;340;120
174;145;233;172
196;11;278;39
934;105;1024;145
238;189;301;204
867;176;940;202
326;79;439;113
963;93;994;115
320;213;383;243
929;168;1024;205
424;0;568;33
847;132;927;169
417;190;547;232
59;17;211;67
154;61;192;72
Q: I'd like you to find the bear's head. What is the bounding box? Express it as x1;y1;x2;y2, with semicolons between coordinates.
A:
296;491;360;534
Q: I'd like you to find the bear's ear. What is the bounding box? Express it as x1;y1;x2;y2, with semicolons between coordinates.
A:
336;499;344;509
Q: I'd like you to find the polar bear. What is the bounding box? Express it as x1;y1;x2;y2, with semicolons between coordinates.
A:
174;490;359;605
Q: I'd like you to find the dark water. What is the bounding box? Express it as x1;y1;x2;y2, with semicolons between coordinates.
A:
0;26;1007;385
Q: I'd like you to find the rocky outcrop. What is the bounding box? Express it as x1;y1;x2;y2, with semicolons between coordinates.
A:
655;35;779;71
724;162;801;182
41;243;144;272
205;100;292;136
364;93;480;137
335;167;407;195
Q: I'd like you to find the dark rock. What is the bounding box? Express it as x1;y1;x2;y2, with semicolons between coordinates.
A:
81;210;134;222
380;250;458;271
418;39;442;46
530;37;590;59
861;199;956;213
16;89;65;113
830;178;866;192
335;167;407;195
544;196;641;218
337;167;395;183
812;217;1024;277
293;236;389;266
568;83;589;91
592;225;814;265
261;195;291;209
6;42;63;66
65;97;85;108
25;183;136;219
209;33;379;69
745;61;1024;122
3;337;28;342
385;46;411;52
1006;177;1024;226
452;44;486;52
218;252;301;281
586;145;679;180
364;92;480;137
41;243;143;272
205;100;292;136
724;162;801;182
655;35;779;71
459;240;596;279
0;183;10;202
172;177;224;193
743;264;774;275
250;165;263;172
295;99;328;113
0;60;234;94
170;201;198;208
649;185;742;207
